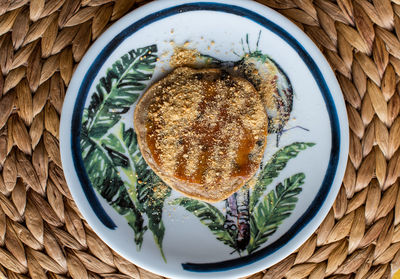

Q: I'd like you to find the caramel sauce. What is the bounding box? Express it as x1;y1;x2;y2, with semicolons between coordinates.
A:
233;131;256;177
145;124;161;166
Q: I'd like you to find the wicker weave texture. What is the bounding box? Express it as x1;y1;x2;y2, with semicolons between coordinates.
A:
0;0;399;278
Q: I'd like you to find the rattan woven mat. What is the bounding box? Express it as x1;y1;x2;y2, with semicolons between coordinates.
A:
0;0;399;278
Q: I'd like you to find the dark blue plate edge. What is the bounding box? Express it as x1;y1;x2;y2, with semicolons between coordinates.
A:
70;2;340;273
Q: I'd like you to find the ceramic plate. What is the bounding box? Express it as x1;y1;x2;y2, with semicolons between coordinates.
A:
60;1;349;278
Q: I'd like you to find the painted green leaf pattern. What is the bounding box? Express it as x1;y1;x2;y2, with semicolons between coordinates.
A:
81;45;172;258
85;45;157;139
80;128;146;248
247;173;305;254
249;142;315;212
132;134;171;262
118;123;171;262
173;143;314;255
170;198;236;249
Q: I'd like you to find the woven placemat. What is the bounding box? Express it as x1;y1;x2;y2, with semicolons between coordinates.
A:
0;0;398;278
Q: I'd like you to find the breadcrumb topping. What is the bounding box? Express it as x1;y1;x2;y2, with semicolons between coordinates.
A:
145;67;267;195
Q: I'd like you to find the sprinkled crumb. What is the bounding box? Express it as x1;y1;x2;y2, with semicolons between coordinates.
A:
169;47;201;68
139;67;268;202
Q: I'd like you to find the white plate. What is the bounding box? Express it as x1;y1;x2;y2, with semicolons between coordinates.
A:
60;1;349;278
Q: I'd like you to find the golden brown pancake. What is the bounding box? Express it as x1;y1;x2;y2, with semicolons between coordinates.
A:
134;67;268;202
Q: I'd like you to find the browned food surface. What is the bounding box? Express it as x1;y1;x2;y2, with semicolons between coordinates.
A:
134;67;268;202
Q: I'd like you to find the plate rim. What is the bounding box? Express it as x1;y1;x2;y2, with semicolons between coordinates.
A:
60;0;349;278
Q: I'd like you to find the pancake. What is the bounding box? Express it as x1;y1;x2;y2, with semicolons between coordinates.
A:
134;67;268;202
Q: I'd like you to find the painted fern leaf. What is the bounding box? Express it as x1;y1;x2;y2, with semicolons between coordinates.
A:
80;131;146;248
247;173;305;254
250;142;314;212
112;194;147;249
171;198;236;249
134;148;171;262
81;45;158;250
85;44;157;139
110;123;171;261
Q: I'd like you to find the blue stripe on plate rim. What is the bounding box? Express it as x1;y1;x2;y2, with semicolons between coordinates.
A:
70;2;340;273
